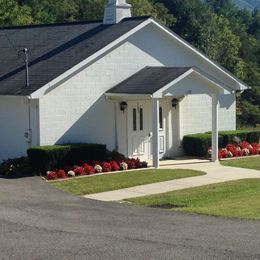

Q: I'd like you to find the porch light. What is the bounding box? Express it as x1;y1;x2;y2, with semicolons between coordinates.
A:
171;98;179;109
120;101;128;113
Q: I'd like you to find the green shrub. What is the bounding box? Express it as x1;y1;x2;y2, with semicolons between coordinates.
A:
27;143;106;173
219;130;260;146
184;129;260;157
183;134;223;157
247;131;260;143
0;157;32;176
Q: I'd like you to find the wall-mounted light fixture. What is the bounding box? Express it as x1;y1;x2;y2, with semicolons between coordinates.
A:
120;101;128;113
171;98;179;109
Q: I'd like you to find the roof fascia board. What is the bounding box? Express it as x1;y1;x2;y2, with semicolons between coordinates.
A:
150;20;248;91
152;68;225;98
152;69;194;98
30;18;152;98
105;93;152;98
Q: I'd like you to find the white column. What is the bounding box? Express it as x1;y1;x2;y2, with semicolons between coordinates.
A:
166;103;172;157
211;93;219;162
152;98;160;168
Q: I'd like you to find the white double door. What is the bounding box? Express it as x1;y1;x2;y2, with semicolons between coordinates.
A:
127;100;167;161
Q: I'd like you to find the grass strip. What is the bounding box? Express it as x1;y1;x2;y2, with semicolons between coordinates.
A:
128;179;260;220
51;169;205;195
220;156;260;170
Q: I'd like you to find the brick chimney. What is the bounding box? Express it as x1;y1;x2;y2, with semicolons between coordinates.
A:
103;0;132;24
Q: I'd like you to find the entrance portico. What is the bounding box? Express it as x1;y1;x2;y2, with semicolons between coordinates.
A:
106;66;229;168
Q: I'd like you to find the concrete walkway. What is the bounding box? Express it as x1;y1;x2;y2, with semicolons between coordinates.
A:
83;160;260;201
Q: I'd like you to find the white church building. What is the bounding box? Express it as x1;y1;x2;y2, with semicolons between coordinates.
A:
0;0;248;167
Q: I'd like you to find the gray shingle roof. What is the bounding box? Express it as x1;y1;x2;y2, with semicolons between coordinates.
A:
0;16;150;96
106;67;192;94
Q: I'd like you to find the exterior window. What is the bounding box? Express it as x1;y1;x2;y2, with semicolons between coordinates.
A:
139;108;143;131
133;108;137;131
159;107;163;129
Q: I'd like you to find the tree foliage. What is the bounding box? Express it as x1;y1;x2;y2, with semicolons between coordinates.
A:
0;0;33;26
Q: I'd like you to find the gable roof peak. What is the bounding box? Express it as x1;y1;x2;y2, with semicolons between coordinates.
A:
103;0;132;25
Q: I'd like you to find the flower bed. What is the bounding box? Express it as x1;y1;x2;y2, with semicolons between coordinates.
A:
46;158;148;181
208;141;260;159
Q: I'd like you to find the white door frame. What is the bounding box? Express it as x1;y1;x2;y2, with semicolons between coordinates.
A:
127;100;151;161
158;99;167;159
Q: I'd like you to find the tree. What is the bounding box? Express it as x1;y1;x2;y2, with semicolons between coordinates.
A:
23;0;78;23
205;0;237;17
0;0;33;26
200;15;241;72
248;9;260;39
76;0;175;26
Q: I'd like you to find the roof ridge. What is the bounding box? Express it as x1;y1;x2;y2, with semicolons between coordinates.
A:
122;16;152;21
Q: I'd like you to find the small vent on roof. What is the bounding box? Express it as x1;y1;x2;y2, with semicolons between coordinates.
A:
103;0;132;25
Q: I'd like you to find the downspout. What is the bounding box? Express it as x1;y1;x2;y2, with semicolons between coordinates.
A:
114;101;119;151
25;96;33;148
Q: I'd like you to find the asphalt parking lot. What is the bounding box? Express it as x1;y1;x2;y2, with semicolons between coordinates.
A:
0;176;259;260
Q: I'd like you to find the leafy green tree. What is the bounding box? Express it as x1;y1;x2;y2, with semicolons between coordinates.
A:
129;0;176;26
237;62;260;127
23;0;78;23
205;0;237;17
200;15;241;71
0;0;33;26
248;9;260;39
76;0;175;26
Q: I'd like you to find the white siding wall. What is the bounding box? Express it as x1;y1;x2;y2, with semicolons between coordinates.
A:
180;94;236;137
132;24;238;91
39;23;236;153
164;74;236;138
39;40;161;149
0;96;28;161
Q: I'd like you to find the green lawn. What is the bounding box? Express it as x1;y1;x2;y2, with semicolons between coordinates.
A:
50;169;205;195
128;179;260;220
220;156;260;170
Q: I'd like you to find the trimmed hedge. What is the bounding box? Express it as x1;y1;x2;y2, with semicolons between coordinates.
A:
219;130;260;146
183;134;223;157
27;143;106;173
183;129;260;157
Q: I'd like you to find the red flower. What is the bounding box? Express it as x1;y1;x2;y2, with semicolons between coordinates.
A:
47;171;57;180
219;141;260;159
102;162;112;172
56;169;67;179
110;161;120;171
218;149;228;159
252;143;260;154
134;158;141;168
127;159;136;169
226;144;238;157
239;141;250;149
74;166;85;176
83;163;95;175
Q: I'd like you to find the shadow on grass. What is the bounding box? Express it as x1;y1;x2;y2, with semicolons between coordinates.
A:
149;204;186;209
